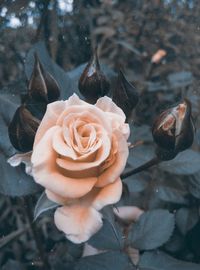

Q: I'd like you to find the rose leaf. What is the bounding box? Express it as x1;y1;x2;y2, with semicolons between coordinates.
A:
175;207;199;235
129;209;175;250
158;150;200;175
74;251;134;270
88;219;123;250
34;191;59;221
139;251;200;270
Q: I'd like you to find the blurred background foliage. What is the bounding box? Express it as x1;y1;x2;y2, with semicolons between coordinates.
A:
0;0;200;122
1;0;200;269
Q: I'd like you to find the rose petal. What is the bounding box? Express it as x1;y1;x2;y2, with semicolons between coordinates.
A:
32;126;97;198
56;130;111;170
96;97;130;139
96;96;126;120
54;205;103;244
95;132;129;187
45;189;70;205
56;105;112;134
52;128;78;159
32;126;59;167
34;100;66;146
67;93;89;107
7;151;32;175
107;113;130;139
81;178;122;210
114;206;144;223
62;114;104;161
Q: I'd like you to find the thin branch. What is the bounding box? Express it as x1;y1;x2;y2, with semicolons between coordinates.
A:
0;225;29;250
121;157;160;179
33;0;51;43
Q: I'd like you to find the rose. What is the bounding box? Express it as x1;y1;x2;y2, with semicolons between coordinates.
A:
31;94;129;243
11;94;130;243
9;94;130;243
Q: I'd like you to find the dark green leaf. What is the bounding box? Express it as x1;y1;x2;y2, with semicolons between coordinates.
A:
2;260;25;270
176;208;199;235
128;145;154;169
34;192;59;221
129;209;175;250
168;71;193;88
123;176;148;193
164;230;184;253
139;251;200;270
49;241;82;270
89;219;123;250
157;186;188;205
147;81;168;92
159;150;200;175
188;173;200;199
75;251;133;270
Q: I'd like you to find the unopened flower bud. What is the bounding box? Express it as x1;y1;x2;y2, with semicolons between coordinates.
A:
152;99;194;156
112;70;139;119
8;105;40;152
28;53;60;103
78;48;110;103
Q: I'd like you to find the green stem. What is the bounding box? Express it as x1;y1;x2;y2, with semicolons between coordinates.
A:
121;157;160;179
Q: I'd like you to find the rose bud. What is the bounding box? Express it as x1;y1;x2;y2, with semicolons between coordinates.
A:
112;70;139;120
152;99;194;156
78;48;110;103
8;105;40;152
28;53;60;103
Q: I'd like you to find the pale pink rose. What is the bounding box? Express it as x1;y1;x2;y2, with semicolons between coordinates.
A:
114;206;144;223
30;94;129;243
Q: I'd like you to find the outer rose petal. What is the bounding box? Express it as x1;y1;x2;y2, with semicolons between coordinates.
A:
96;97;130;139
7;151;32;175
114;206;144;223
34;100;66;146
45;190;69;205
54;205;103;244
81;178;122;210
95;96;126;120
66;93;89;107
31;126;97;199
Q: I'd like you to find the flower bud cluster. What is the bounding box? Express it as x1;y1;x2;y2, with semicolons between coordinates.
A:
79;48;139;118
8;54;60;152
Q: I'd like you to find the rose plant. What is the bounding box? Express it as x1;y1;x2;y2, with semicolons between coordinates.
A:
4;45;200;270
